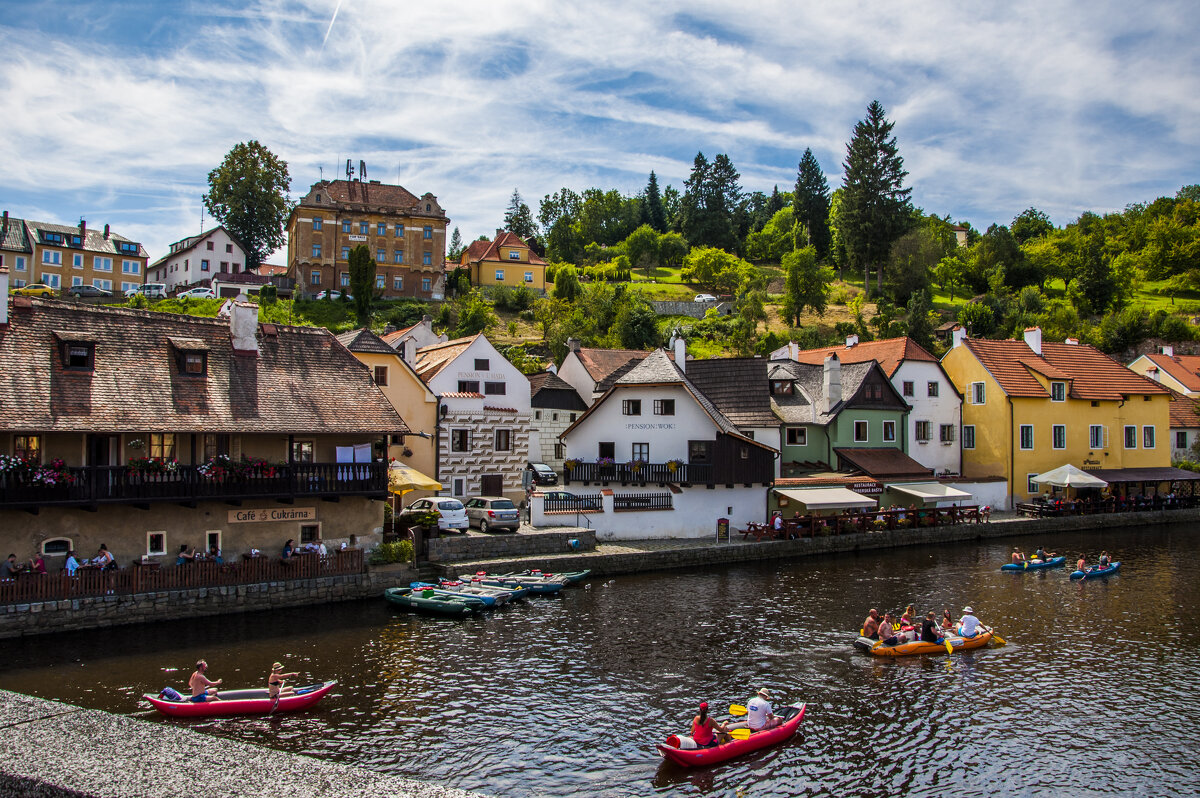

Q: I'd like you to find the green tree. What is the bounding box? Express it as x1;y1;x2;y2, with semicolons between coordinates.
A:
839;101;913;296
934;253;967;302
781;246;831;324
504;189;539;245
957;302;996;337
613;291;660;349
625;224;661;278
203;140;292;272
347;244;376;326
905;289;935;351
745;207;799;262
452;290;497;337
644;171;667;232
681;246;755;293
1011;207;1054;244
680;152;740;252
794;148;832;261
658;232;689;266
552;265;582;301
448;227;464;261
257;284;277;305
731;290;768;355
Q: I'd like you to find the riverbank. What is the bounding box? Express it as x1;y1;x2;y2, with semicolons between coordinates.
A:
0;689;484;798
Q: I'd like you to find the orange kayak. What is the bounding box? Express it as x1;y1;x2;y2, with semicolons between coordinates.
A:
853;630;993;656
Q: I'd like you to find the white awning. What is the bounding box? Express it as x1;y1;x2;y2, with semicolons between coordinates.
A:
888;482;974;503
775;487;878;510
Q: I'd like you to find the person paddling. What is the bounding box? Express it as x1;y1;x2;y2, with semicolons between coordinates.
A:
957;606;981;638
188;660;222;702
921;612;941;643
1098;551;1111;568
690;702;729;748
268;662;299;712
745;688;780;732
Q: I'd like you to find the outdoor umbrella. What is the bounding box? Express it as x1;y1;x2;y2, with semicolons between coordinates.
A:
1031;464;1108;488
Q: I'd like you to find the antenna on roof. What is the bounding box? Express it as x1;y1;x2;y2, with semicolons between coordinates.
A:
319;165;323;181
200;196;205;234
359;160;367;180
346;158;355;181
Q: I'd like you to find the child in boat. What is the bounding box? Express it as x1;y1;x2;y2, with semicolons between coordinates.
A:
268;662;299;701
690;702;729;747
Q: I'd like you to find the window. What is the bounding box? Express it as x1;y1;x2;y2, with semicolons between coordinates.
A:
552;412;558;421
940;424;955;444
570;413;577;422
341;246;350;260
122;260;140;274
71;276;82;287
63;341;93;369
688;440;713;463
970;382;985;404
423;225;433;239
914;420;931;442
374;366;388;386
484;381;506;395
962;425;976;449
207;241;215;250
359;222;369;235
70;235;81;246
93;279;111;291
42;273;61;288
225;243;233;253
1177;431;1188;450
786;427;807;446
121;282;138;292
451;429;470;452
147;532;166;557
423;252;433;266
632;442;649;461
622;399;642;416
1051;382;1066;402
341;272;350;287
394;224;403;237
14;435;41;463
94;256;112;272
1124;425;1137;449
525;271;534;283
494;429;511;451
291;440;313;463
376;249;386;263
42;250;61;265
1052;424;1066;449
495;269;505;281
883;420;896;442
854;420;868;442
149;433;176;460
342;220;351;233
508;249;520;260
534;410;542;420
1144;426;1155;449
653;399;675;415
312;244;322;258
902;381;914;397
393;275;403;290
201;260;210;271
598;441;615;460
865;384;883;400
1019;425;1034;450
1090;425;1105;449
313;216;322;231
207;530;222;555
43;232;63;244
15;256;26;271
375;274;386;288
310;271;321;285
554;443;565;459
421;277;431;292
451;477;465;496
394;250;403;264
377;222;387;236
203;434;230;460
770;380;794;396
181;352;206;376
457;380;480;393
72;253;83;268
120;242;140;254
41;538;70;556
927;381;939;397
1027;474;1039;495
300;524;319;544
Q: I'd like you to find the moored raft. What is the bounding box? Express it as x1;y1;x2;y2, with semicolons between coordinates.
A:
656;703;806;767
1070;561;1121;580
853;630;994;656
1001;556;1066;571
384;586;483;616
460;571;566;594
409;581;510;606
143;681;337;718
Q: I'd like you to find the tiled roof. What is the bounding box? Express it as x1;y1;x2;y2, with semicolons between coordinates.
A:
442;391;484;399
1169;389;1200;429
381;321;421;346
834;448;934;478
335;327;396;355
788;336;939;377
0;300;407;434
461;231;547;265
684;358;779;428
1143;353;1200;393
962;338;1168;400
315;180;419;210
575;347;652;389
414;335;479;381
767;359;879;425
617;349;682;385
1;215;31;253
27;220;147;258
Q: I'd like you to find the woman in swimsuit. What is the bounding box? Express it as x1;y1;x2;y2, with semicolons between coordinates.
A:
268;662;299;702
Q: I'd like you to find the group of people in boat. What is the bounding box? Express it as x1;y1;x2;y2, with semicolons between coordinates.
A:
1076;551;1112;571
1010;546;1057;563
689;688;781;747
862;604;984;645
176;659;299;705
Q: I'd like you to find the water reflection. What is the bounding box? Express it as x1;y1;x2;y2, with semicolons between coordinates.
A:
1;526;1197;796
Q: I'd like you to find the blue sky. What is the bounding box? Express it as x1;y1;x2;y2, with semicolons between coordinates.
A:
1;0;1198;261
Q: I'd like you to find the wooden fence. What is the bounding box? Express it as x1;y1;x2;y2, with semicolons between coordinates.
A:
613;492;674;511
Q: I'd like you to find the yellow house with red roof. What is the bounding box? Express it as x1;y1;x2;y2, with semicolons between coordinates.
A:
941;327;1171;503
460;230;546;291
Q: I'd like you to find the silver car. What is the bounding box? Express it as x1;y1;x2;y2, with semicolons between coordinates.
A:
463;496;520;533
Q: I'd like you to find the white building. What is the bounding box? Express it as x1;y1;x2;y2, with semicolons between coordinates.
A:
528;371;587;470
415;334;531;503
771;335;963;475
147;227;246;293
383;315;447;366
557;338;651;405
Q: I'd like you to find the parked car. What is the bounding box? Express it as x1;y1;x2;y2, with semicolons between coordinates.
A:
10;283;56;298
177;286;216;299
64;284;113;298
314;290;353;300
694;293;717;303
463;496;521;533
540;490;602;511
525;462;559;487
400;496;469;533
124;283;167;299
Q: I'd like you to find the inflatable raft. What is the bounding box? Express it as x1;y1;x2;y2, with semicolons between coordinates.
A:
384;586;483;615
853;629;993;656
1001;556;1066;571
1070;561;1121;580
144;681;336;717
656;703;806;767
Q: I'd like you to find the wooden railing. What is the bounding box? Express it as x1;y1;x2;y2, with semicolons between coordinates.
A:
543;492;603;513
741;506;987;541
0;462;388;509
564;462;712;485
1015;495;1199;517
0;549;365;606
613;492;674;511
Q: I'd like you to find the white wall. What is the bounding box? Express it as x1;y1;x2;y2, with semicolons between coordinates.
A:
562;384;716;463
1171;428;1196;462
530;485;766;540
948;480;1009;511
150;228;246;292
557;351;597;406
426;336;531;414
893;361;962;475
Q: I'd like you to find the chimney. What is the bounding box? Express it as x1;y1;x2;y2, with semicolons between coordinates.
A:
422;313;432;325
1023;326;1042;355
79;219;86;239
0;265;9;327
230;300;260;355
1065;337;1079;346
567;337;581;354
789;341;799;360
1162;345;1174;357
103;223;110;239
496;228;504;239
951;325;967;348
823;353;842;405
547;362;558;375
2;210;8;231
1145;367;1160;382
846;333;859;348
673;335;687;374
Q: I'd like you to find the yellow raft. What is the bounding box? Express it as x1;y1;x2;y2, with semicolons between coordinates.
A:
853;629;993;656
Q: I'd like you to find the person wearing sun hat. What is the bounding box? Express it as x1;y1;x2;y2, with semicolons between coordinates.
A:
267;661;300;709
957;606;981;638
745;688;780;732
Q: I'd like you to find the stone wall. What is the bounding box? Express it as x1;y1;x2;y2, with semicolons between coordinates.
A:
0;563;421;640
427;529;595;563
651;300;732;318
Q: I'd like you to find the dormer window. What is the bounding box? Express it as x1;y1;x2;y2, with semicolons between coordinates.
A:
169;338;209;376
865;384;883;400
182;352;206;375
43;231;63;244
119;242;139;254
770;380;794;396
1051;381;1066;402
71;235;82;246
508;250;520;259
63;342;94;370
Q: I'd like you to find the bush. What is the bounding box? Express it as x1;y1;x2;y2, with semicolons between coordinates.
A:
368;539;414;565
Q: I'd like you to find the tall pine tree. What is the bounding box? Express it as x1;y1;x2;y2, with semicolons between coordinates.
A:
447;227;463;262
645;171;667;232
794;148;832;262
839;102;913;296
680;152;740;252
503;189;539;244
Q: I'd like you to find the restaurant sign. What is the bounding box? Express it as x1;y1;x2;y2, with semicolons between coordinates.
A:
853;482;883;495
229;507;317;524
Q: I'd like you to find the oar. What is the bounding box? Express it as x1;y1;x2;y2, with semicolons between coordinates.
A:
945;638;954;656
728;728;753;740
984;625;1007;646
729;704;747;716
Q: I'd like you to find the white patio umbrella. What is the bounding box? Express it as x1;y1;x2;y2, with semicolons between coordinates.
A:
1031;464;1108;488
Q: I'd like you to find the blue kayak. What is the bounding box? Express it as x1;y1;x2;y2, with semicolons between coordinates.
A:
1001;556;1066;571
1070;561;1121;580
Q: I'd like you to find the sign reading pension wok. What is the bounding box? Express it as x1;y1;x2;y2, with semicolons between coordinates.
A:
228;507;318;524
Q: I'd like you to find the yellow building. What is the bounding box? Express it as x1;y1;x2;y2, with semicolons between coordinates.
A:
6;214;147;295
461;230;546;291
941;327;1171;504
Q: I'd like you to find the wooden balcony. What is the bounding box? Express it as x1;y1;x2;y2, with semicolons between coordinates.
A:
0;463;388;512
564;461;713;486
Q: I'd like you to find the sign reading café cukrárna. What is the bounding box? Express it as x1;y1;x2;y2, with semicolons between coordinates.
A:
228;507;318;524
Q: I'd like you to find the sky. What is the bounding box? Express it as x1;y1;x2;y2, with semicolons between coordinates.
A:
1;0;1198;262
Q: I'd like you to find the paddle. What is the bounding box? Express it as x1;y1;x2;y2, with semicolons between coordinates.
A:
727;728;753;740
983;625;1007;646
945;639;954;656
729;704;747;716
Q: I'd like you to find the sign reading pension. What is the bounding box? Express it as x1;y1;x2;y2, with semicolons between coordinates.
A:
229;507;317;524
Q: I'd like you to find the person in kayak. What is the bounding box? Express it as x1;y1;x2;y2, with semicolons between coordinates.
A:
878;613;902;646
690;702;729;748
1098;551;1111;567
1011;547;1025;564
188;660;222;702
862;609;881;639
268;662;299;703
957;606;981;638
745;688;780;732
921;612;941;643
1077;554;1087;572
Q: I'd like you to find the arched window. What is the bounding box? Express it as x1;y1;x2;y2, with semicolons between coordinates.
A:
42;538;71;556
426;204;431;212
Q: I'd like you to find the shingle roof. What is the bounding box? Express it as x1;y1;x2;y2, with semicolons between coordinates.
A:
317;180;419;210
335;327;396;355
461;231;547;266
788;336;939;377
1169;389;1200;429
27;221;147;258
414;335;479;381
574;347;651;391
834;448;934;478
684;358;779;427
963;338;1168;400
1;215;31;253
767;359;880;425
149;226;229;269
381;321;421;346
0;300;407;434
1143;353;1200;393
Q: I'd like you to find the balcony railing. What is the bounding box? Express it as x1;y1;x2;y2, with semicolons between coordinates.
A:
0;463;388;510
564;462;713;486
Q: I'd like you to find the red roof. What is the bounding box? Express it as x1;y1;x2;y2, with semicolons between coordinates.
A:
1143;353;1200;393
963;338;1168;400
413;335;479;381
1169;389;1200;429
319;179;419;210
789;337;939;377
460;231;546;266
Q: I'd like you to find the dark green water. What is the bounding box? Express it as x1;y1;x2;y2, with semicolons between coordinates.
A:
1;525;1197;797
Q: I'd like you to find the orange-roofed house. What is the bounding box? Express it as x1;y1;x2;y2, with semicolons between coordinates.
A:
1127;345;1200;396
460;230;546;292
941;327;1171;504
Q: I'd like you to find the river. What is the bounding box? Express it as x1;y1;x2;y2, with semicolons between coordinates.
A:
1;524;1198;797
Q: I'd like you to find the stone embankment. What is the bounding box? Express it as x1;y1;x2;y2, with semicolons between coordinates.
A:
0;689;484;798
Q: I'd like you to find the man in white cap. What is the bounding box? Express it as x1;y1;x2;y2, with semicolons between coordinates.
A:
745;688;780;732
958;606;981;638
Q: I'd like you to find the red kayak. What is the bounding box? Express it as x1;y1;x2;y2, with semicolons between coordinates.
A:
656;702;806;767
142;681;336;717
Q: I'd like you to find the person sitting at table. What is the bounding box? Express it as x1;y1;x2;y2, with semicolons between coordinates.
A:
176;545;197;566
63;550;80;576
771;512;784;536
28;553;47;575
209;545;223;564
316;538;327;556
1;554;21;580
92;544;115;571
281;538;295;562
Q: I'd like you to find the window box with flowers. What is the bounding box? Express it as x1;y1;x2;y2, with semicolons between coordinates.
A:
0;456;76;498
127;457;180;483
664;459;684;474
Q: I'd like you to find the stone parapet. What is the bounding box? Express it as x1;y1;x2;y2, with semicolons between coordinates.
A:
427;528;595;563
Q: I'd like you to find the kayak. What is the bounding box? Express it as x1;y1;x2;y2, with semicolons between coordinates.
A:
1070;561;1121;580
461;572;566;594
853;629;994;656
454;577;530;601
1001;556;1066;571
384;586;483;616
510;568;591;585
143;681;336;718
657;703;806;767
410;581;508;607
